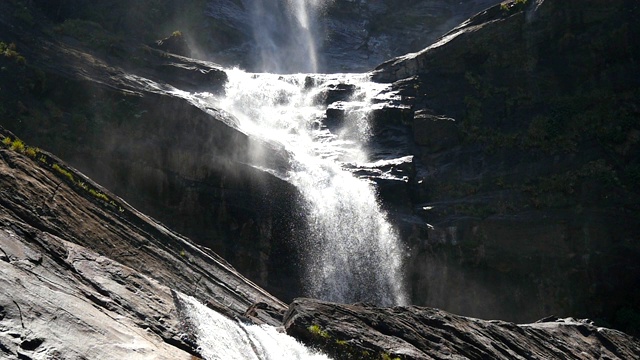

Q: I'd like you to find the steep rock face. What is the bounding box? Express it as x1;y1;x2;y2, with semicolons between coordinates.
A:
370;0;640;334
0;1;305;303
26;0;502;73
0;127;286;359
201;0;502;72
284;298;640;360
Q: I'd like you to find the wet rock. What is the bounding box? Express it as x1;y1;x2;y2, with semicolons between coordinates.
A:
314;83;357;105
0;128;287;359
0;12;304;304
198;0;503;72
366;0;640;335
284;298;640;360
324;101;349;129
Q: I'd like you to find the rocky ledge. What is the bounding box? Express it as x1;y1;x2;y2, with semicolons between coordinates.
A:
0;126;286;359
2;132;638;359
285;298;640;360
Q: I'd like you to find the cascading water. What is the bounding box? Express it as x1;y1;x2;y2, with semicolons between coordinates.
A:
174;1;408;357
178;293;331;360
195;69;408;306
198;0;407;306
249;0;329;73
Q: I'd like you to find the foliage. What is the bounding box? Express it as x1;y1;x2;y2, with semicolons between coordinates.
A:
89;188;110;202
381;354;401;360
11;0;34;26
522;160;619;208
0;42;26;64
500;0;528;12
307;324;330;339
24;146;38;158
171;30;183;38
52;163;74;183
2;137;12;146
10;139;25;153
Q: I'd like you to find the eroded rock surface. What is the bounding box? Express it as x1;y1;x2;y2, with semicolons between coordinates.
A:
285;298;640;360
0;128;286;359
0;0;306;303
367;0;640;333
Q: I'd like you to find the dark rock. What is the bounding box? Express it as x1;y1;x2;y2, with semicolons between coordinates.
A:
412;110;461;151
197;0;504;72
368;0;640;335
0;127;286;358
0;11;305;304
152;32;191;57
314;83;357;105
369;104;414;131
284;298;640;360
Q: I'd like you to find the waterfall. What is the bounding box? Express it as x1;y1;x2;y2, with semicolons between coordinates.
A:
249;0;329;73
178;293;331;360
198;0;407;306
196;69;407;306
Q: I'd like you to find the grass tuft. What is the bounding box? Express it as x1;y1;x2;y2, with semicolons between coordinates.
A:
52;163;74;183
10;139;25;153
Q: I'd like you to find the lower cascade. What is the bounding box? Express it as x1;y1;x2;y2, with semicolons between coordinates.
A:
196;69;407;306
178;294;331;360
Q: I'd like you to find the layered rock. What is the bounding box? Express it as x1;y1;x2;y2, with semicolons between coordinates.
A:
284;298;640;360
0;1;306;303
3;127;639;359
0;127;286;359
2;0;640;349
192;0;504;72
369;0;640;334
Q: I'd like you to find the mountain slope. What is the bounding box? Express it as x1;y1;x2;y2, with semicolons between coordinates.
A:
0;127;286;359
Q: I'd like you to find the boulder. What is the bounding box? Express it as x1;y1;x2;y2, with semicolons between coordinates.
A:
153;31;191;57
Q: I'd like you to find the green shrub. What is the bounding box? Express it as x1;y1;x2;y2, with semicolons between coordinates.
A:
381;353;401;360
501;0;528;12
0;42;26;65
307;324;330;339
89;188;109;202
52;163;74;183
10;139;25;153
77;181;89;191
2;137;11;146
13;3;34;26
24;146;38;158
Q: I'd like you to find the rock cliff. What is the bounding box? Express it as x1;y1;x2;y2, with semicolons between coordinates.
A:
0;0;306;303
0;126;286;359
371;0;640;335
3;130;639;358
1;0;639;357
208;0;505;72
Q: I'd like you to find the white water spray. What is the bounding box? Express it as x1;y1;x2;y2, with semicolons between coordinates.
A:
196;69;407;306
250;0;329;73
178;293;331;360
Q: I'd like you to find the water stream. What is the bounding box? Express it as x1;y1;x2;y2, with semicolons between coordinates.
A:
176;1;409;357
249;0;328;73
196;69;407;306
178;293;331;360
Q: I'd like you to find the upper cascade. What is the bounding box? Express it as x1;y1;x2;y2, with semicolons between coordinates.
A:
249;0;331;73
193;69;408;306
